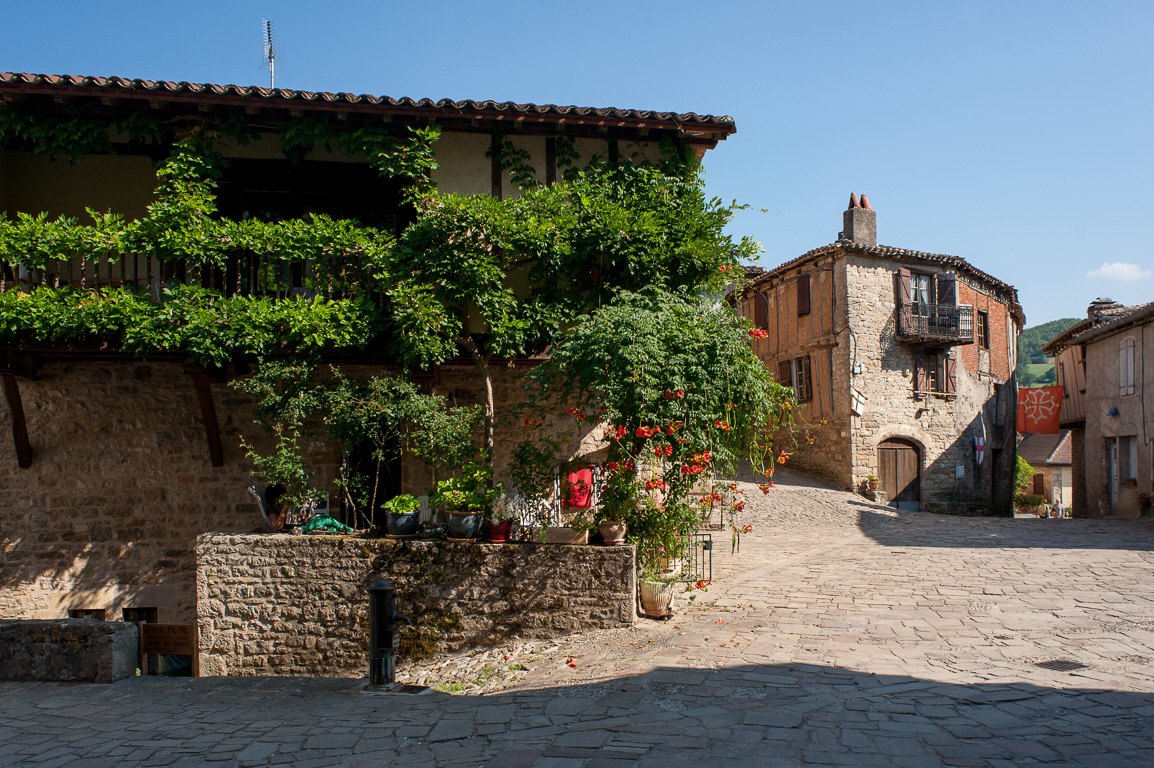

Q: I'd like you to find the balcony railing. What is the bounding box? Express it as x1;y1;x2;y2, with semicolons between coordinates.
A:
897;302;974;344
0;253;386;304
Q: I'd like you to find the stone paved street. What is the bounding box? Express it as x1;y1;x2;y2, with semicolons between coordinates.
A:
3;468;1153;767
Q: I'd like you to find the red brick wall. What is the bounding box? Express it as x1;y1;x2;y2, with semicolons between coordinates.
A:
958;282;1013;381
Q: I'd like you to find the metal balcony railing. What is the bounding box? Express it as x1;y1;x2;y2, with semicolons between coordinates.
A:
897;302;974;344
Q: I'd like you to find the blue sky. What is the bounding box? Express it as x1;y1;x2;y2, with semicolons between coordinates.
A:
4;1;1151;326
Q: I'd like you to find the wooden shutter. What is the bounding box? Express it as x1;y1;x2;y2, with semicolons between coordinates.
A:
777;360;792;387
1033;474;1045;496
945;354;957;395
797;275;811;316
936;274;956;306
915;352;928;395
897;268;912;306
753;292;768;329
801;355;813;402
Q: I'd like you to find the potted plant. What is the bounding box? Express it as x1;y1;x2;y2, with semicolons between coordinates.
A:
637;563;678;619
487;493;515;543
432;463;501;542
598;518;628;545
866;474;879;491
382;494;421;538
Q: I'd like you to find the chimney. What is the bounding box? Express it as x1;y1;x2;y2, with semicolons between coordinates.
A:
841;193;876;246
1087;297;1121;319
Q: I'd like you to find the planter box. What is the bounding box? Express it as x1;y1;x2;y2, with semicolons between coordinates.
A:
544;527;589;545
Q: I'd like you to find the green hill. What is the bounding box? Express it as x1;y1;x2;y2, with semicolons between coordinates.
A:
1018;317;1079;386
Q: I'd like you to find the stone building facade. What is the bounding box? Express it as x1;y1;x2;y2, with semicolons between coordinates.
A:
738;197;1024;515
1043;297;1149;514
1045;301;1153;518
0;73;732;629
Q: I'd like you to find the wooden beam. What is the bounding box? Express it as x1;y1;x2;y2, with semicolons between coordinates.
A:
1;374;32;469
184;367;224;467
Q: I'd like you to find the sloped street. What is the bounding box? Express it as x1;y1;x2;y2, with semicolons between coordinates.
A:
3;468;1153;767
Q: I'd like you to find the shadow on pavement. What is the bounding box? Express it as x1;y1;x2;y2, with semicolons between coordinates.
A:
3;659;1152;766
853;502;1154;551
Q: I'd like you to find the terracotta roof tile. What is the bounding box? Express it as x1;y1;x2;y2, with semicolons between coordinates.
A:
0;72;736;132
747;240;1021;307
1017;430;1072;466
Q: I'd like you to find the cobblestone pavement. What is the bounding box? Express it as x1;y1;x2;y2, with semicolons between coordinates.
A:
3;468;1154;767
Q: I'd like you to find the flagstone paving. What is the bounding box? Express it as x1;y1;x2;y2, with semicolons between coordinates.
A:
2;468;1153;767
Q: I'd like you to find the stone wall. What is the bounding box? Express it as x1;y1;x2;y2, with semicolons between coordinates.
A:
0;361;273;624
196;534;635;677
0;619;139;682
0;357;602;626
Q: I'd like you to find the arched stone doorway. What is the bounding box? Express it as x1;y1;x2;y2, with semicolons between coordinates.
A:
878;438;922;509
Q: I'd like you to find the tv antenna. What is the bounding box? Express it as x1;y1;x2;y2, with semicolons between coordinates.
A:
262;19;277;89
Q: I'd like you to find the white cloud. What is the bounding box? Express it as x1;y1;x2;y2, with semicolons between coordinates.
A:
1087;262;1152;281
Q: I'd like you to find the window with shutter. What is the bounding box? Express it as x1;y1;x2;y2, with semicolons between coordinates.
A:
897;268;912;306
936;274;956;306
800;355;813;402
1120;338;1135;395
915;352;928;396
777;360;792;388
945;354;957;396
753;292;769;330
797;275;811;317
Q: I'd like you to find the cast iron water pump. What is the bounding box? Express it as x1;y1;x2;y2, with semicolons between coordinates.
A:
367;577;412;685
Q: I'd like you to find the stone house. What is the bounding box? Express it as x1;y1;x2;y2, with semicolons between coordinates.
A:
1016;430;1072;510
0;72;734;624
1043;300;1153;518
737;196;1024;514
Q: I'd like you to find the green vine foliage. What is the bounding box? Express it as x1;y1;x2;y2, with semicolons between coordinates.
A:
526;287;796;570
233;357;482;518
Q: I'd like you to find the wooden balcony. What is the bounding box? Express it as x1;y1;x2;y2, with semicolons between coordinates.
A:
897;303;974;345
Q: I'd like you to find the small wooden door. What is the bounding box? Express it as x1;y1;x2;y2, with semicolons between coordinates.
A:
879;439;921;505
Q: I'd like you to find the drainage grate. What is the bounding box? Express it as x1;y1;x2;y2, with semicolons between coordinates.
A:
1034;659;1088;672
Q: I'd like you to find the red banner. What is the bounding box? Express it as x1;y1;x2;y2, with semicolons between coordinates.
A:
1017;386;1063;434
564;468;593;507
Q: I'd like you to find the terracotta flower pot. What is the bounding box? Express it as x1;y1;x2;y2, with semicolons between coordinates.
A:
639;580;676;618
545;527;589;545
867;479;879;491
599;520;627;545
488;519;514;543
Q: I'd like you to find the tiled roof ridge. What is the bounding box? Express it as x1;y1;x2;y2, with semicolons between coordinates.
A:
748;239;1018;298
0;72;735;128
1063;301;1154;347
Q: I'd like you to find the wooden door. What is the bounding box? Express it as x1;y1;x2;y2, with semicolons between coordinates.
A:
879;439;921;504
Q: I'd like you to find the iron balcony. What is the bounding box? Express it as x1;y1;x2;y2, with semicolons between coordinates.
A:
897;303;974;345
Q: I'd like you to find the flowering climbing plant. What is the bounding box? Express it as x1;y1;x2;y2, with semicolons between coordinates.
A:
525;287;799;572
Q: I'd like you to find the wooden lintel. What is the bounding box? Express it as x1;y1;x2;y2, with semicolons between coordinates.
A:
184;368;224;468
1;351;37;380
1;373;32;469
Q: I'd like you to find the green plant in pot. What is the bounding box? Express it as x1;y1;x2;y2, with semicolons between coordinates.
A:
382;494;421;538
432;462;501;542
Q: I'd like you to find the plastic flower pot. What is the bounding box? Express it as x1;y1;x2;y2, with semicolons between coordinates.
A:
487;519;514;543
386;512;420;538
445;511;483;542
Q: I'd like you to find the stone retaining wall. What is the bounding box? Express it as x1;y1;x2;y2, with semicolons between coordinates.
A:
0;619;139;682
196;534;635;677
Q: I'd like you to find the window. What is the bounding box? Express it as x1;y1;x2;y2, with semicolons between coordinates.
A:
123;607;158;624
911;272;934;307
915;350;956;398
976;311;989;349
1120;338;1135;395
752;291;769;330
777;356;813;402
797;275;811;317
